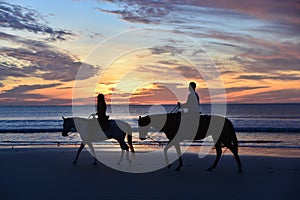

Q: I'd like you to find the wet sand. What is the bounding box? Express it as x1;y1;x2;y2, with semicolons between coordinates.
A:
0;147;299;200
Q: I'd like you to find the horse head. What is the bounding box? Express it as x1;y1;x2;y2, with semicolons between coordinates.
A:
62;117;76;137
138;116;151;140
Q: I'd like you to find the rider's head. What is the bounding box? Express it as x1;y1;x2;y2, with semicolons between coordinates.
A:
189;82;196;91
97;93;105;102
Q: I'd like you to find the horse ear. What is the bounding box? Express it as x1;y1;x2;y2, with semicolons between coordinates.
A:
139;116;141;120
62;116;65;120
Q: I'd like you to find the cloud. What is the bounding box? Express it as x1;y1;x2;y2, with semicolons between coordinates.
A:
129;82;186;104
235;89;300;103
98;0;173;24
150;45;185;56
0;32;98;82
57;86;73;90
174;65;202;79
0;2;97;83
0;83;61;97
0;83;72;105
99;82;188;104
98;81;117;86
209;32;300;74
99;0;250;25
88;32;103;39
127;84;268;104
99;0;300;75
225;86;269;93
96;0;300;86
0;1;73;41
238;74;300;81
229;43;300;73
200;0;300;28
100;0;300;28
200;86;269;97
0;1;98;106
0;83;61;94
210;41;240;48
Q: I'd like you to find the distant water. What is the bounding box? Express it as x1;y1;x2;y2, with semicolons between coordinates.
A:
0;104;299;149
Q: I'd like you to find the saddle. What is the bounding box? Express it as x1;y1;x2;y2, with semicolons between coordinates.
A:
172;112;207;128
86;118;112;139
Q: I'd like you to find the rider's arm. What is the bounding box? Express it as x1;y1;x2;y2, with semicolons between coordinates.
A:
179;93;192;108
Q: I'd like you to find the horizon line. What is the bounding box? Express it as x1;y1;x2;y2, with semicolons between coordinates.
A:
0;102;300;107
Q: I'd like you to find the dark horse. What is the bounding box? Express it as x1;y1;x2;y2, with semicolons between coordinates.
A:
138;113;242;172
62;117;135;165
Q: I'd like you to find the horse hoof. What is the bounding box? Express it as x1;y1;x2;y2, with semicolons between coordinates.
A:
206;167;214;171
238;168;243;173
175;167;181;171
93;162;97;166
73;160;77;165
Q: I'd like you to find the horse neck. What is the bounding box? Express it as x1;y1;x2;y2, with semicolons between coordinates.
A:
69;117;76;129
147;114;168;131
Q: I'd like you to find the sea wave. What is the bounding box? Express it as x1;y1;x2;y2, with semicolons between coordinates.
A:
235;127;300;133
0;127;299;133
0;128;62;133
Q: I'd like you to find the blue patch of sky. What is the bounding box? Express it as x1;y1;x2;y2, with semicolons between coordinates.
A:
9;0;137;37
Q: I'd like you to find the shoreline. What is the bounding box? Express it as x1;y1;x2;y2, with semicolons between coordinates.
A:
1;143;300;158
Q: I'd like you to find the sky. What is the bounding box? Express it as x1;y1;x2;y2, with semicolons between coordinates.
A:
0;0;299;105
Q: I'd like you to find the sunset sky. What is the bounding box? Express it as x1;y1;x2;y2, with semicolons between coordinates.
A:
0;0;299;105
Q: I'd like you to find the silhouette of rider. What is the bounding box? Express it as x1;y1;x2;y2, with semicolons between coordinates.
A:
96;94;109;131
178;82;200;113
177;82;200;140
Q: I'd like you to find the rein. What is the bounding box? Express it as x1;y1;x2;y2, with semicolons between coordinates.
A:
146;133;167;146
131;130;166;146
169;104;179;113
146;134;158;143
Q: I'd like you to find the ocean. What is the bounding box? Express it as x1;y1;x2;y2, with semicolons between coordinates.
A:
0;104;299;150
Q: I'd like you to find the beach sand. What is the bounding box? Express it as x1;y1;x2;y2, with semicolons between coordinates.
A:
1;146;299;200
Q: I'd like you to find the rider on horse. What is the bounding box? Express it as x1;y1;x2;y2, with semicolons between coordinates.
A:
177;82;200;140
178;82;200;113
96;94;109;131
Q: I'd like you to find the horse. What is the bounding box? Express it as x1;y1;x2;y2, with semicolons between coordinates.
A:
62;117;135;165
138;112;242;172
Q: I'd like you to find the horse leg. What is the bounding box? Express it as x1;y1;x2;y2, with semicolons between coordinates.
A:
174;143;183;171
87;143;97;165
73;142;85;165
126;132;135;153
228;145;243;172
207;141;222;171
164;141;172;169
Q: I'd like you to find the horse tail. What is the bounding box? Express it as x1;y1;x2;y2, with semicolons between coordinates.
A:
228;118;238;153
232;131;238;151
